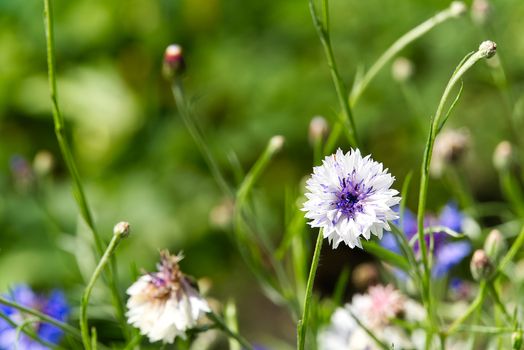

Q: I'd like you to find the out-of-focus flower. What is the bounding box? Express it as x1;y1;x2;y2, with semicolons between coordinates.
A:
430;128;470;177
318;285;424;350
493;140;513;171
303;148;400;249
471;0;491;25
126;251;210;344
391;57;414;82
381;203;471;277
10;155;35;192
349;285;405;328
0;285;69;349
209;198;235;229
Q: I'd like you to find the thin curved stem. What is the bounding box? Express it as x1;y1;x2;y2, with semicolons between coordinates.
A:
297;230;324;350
446;282;487;336
350;3;465;105
42;0;127;335
417;44;495;347
309;0;358;147
80;233;125;350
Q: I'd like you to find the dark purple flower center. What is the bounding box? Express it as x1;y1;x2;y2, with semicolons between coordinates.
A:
335;177;365;217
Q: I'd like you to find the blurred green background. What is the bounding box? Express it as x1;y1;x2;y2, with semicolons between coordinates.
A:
1;0;523;346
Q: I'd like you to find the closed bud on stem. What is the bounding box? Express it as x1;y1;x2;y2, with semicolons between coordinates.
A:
478;40;497;59
268;135;285;154
493;140;513;171
470;249;493;281
450;1;467;17
513;331;523;350
163;44;185;80
113;221;131;238
308;116;329;144
484;229;507;264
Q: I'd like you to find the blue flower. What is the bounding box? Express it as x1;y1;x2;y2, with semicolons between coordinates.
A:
0;285;69;350
381;203;471;278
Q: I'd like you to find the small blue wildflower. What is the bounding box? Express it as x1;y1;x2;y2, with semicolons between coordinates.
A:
381;203;471;278
0;285;69;350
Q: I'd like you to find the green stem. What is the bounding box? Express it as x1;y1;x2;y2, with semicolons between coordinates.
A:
171;80;232;197
297;230;324;350
487;283;511;324
42;0;127;335
206;311;253;350
309;0;358;147
80;233;125;350
350;2;465;105
498;225;524;273
417;43;494;347
446;282;487;336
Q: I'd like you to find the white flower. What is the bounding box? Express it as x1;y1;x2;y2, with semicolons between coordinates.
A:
319;285;426;350
303;148;400;248
126;251;210;344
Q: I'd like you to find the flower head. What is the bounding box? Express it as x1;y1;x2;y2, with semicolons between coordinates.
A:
350;284;405;328
0;285;69;350
303;148;400;248
126;250;210;344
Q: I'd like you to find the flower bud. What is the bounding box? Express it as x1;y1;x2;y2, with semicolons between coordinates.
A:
163;44;185;80
513;331;523;350
391;57;414;82
268;135;285;153
478;40;497;59
449;1;467;17
352;263;379;290
483;229;507;264
470;249;493;281
493;140;513;171
308;116;329;144
113;221;131;238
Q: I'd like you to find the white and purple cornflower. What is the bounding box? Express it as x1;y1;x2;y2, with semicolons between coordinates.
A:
303;148;401;249
0;284;69;349
126;250;210;344
381;203;471;277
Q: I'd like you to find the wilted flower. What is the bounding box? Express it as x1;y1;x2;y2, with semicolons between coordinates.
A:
430;128;470;177
318;285;424;350
381;203;471;277
0;285;69;349
303;148;400;249
126;251;210;343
